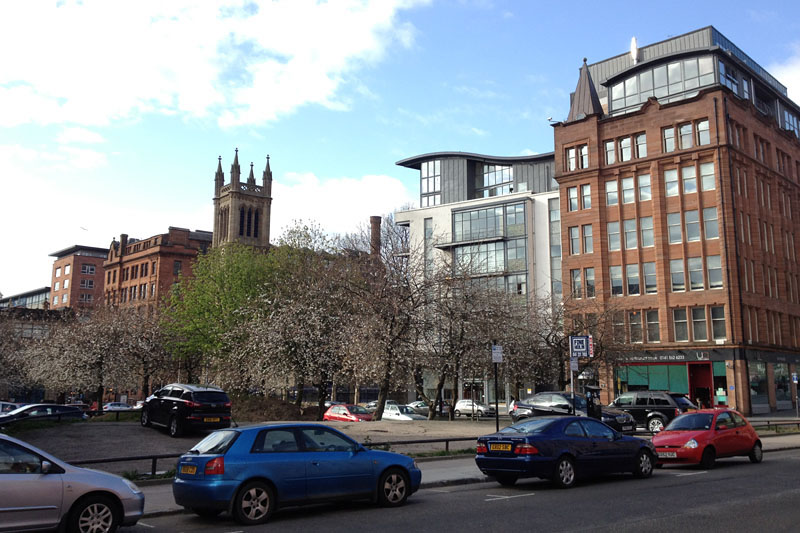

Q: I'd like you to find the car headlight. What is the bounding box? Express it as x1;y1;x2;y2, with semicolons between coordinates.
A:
683;439;698;449
122;477;142;494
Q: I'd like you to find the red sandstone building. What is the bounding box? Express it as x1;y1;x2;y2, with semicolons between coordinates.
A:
103;227;212;311
49;245;107;310
555;27;800;415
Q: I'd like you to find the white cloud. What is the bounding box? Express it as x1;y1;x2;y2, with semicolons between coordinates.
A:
0;0;425;128
769;44;800;102
520;148;539;156
56;127;106;144
470;127;487;136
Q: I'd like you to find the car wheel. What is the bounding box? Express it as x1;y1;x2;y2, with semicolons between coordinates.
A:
454;410;461;417
700;447;716;469
552;456;577;489
749;441;763;463
495;474;518;486
168;416;183;438
233;481;274;525
647;417;665;433
140;408;151;427
378;468;410;507
68;495;119;533
478;410;485;417
633;450;654;478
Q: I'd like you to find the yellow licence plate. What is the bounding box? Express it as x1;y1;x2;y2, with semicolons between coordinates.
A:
489;443;512;451
204;417;220;423
180;465;197;475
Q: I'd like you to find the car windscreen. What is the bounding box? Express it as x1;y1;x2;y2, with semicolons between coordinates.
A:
190;430;239;454
665;413;714;431
670;395;697;409
501;418;556;434
192;392;230;403
399;406;415;414
348;405;369;414
568;396;588;411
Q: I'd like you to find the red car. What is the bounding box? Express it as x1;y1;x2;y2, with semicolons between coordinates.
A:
323;404;373;422
652;408;762;468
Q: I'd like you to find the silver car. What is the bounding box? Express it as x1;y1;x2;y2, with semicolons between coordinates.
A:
0;433;144;532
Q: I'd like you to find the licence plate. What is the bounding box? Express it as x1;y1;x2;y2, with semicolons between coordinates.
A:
489;443;512;452
204;417;220;423
622;425;633;431
180;465;197;475
658;451;677;459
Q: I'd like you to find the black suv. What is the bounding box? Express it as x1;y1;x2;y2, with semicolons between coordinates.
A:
609;391;696;432
510;391;636;433
141;383;231;437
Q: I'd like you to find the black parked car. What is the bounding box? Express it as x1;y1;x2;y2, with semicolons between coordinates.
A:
609;391;697;432
0;404;86;425
141;383;232;437
510;392;635;433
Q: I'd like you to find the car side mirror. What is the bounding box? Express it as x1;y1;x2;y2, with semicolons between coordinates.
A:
41;460;52;474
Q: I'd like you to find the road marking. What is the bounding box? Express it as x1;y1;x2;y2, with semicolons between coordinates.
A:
485;492;536;502
673;471;708;477
428;488;452;493
136;522;155;529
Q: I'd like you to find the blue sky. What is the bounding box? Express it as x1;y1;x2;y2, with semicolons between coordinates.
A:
3;0;800;296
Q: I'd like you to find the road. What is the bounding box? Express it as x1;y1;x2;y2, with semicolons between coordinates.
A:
123;449;800;532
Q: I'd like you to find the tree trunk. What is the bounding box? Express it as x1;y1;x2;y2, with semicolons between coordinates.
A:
428;373;447;420
95;385;104;414
373;370;391;421
449;368;459;421
295;382;304;407
315;382;327;421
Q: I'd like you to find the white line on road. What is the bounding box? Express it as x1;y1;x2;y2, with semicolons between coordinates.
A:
428;488;452;493
673;471;708;477
485;492;536;502
136;522;155;529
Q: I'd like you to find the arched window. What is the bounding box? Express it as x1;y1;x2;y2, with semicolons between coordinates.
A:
254;209;260;238
239;207;245;236
247;207;252;237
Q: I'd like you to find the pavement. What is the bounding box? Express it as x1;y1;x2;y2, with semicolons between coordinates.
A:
135;419;800;518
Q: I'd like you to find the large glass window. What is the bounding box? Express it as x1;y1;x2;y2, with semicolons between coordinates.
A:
700;162;716;191
571;269;582;298
629;311;643;343
688;256;704;290
638;174;651;201
704;207;719;239
585;268;595;298
621;177;635;203
640;216;654;247
567;147;576;171
568;187;578;211
569;226;580;255
481;164;514;198
692;307;708;341
682;166;697;194
581;185;591;209
643;262;657;294
646;310;660;342
670;259;685;291
775;363;790;402
626;264;640;295
679;123;693;149
663;127;676;153
624;219;637;249
665;169;678;196
606;180;618;205
506;203;525;237
608;222;620;251
749;361;768;405
579;145;589;168
636;133;647;158
454;206;504;241
619;137;632;162
697;119;710;146
673;308;689;341
667;212;682;243
685;210;700;241
605;140;616;165
711;306;726;340
582;225;593;254
454;242;505;274
707;256;722;289
421;160;441;207
610;266;623;296
507;238;526;271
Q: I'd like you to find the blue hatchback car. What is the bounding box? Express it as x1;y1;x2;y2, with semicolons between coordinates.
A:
475;416;656;488
173;423;422;525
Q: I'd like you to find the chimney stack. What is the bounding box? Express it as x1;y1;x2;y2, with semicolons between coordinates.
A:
369;216;382;257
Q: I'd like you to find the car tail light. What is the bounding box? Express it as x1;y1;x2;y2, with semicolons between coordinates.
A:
186;401;202;408
224;401;232;408
514;444;539;456
675;408;680;417
205;457;224;475
476;441;488;454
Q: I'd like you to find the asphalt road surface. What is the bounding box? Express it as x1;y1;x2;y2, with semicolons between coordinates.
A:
123;448;800;532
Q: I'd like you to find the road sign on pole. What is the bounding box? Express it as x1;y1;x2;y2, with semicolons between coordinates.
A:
491;344;504;363
569;336;590;358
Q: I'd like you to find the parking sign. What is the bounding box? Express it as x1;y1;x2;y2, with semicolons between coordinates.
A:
569;336;590;358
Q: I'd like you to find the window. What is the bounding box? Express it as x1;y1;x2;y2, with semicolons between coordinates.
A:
81;264;95;275
688;257;704;290
685;210;700;242
636;133;647;158
480;164;513;197
62;294;67;303
665;168;678;196
692;307;708;341
646;310;660;342
700;162;715;191
421;160;441;206
638;174;651;201
579;145;589;168
569;226;580;255
253;429;299;453
629;311;643;343
54;281;60;291
711;306;726;340
682;166;697;194
173;261;182;276
626;264;640;295
640;216;654;247
581;185;591;209
623;218;638;250
707;255;722;289
65;264;70;275
610;266;623;296
568;187;579;211
619;137;632;162
608;222;620;251
674;308;689;341
55;267;61;277
151;283;156;298
679;123;693;149
299;427;356;453
643;262;657;294
703;207;719;239
142;263;148;277
697;119;710;145
79;279;94;289
585;268;595;298
663;127;675;153
621;177;635;203
604;140;615;164
571;269;582;298
53;296;57;305
567;147;577;171
606;180;618;205
63;279;68;289
582;225;593;253
667;212;682;243
670;259;685;291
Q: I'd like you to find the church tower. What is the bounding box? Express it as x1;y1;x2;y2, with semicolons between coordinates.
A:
212;149;273;249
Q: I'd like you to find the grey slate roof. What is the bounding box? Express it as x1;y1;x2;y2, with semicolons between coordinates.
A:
566;59;603;123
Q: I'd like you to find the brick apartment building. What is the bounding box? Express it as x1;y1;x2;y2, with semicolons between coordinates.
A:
555;27;800;414
49;245;107;310
103;227;212;311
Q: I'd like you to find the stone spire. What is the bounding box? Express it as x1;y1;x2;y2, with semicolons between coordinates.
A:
247;162;256;185
566;58;603;123
262;155;272;195
231;148;241;184
214;155;224;195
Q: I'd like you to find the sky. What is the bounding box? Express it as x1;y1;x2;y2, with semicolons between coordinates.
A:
3;0;800;297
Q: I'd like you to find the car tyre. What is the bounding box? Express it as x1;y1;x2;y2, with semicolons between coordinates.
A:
478;410;485;417
495;474;518;486
454;410;461;417
633;450;654;478
647;417;665;433
68;495;119;533
749;441;763;463
168;415;183;438
233;481;274;525
700;447;716;469
378;468;410;507
552;456;577;489
140;408;151;427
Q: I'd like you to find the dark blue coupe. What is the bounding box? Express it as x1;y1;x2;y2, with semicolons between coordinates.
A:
173;423;422;525
475;416;656;488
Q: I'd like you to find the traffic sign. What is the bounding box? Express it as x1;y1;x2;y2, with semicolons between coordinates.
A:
491;344;503;363
793;372;798;384
570;356;578;372
569;336;590;358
